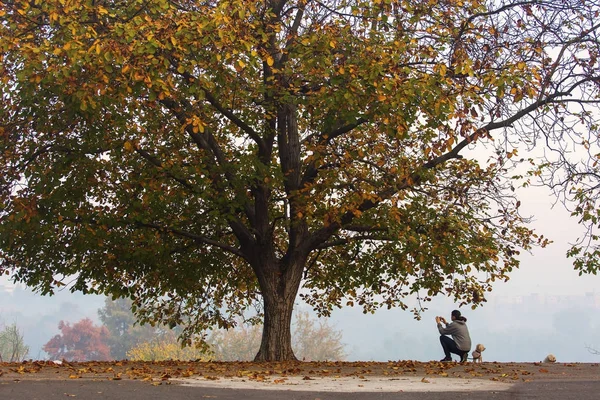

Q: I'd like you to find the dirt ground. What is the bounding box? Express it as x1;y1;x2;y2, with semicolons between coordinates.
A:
1;359;599;387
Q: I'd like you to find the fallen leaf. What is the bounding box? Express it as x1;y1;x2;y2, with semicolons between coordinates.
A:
539;368;549;373
421;377;430;383
303;376;314;380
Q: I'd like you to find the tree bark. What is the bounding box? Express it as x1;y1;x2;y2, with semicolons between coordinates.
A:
254;288;297;361
253;258;304;361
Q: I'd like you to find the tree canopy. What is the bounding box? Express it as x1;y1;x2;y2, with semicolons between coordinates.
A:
43;318;111;361
1;0;599;360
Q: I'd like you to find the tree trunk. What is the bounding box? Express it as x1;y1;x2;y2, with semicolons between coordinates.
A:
254;289;297;361
253;258;304;361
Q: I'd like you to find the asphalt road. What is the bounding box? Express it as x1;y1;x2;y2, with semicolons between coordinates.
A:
2;379;600;400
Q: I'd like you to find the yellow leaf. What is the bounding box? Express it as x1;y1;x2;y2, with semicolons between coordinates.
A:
238;60;246;69
266;56;274;66
170;36;177;46
438;64;447;77
124;141;134;152
329;40;336;48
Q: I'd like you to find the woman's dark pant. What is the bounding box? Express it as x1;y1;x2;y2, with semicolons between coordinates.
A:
440;335;467;359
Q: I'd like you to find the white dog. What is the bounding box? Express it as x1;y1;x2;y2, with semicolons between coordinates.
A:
472;343;486;363
543;354;556;363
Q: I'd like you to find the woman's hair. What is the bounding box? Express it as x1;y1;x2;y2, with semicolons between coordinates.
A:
451;309;467;322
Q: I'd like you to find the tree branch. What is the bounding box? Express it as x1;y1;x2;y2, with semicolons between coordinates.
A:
158;98;256;247
315;234;395;250
134;221;246;259
202;90;265;150
301;118;369;188
304;84;583;253
133;145;196;191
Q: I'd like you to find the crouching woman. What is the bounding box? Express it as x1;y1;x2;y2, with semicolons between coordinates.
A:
436;310;472;362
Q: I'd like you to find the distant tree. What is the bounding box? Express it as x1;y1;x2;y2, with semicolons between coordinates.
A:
585;344;600;356
292;311;346;361
43;318;111;361
98;297;158;360
0;322;29;362
208;312;346;361
208;320;262;361
126;331;207;361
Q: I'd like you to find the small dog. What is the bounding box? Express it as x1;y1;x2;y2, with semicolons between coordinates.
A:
543;354;556;363
472;343;486;363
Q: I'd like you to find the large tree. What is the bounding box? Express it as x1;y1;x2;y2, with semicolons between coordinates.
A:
0;0;599;361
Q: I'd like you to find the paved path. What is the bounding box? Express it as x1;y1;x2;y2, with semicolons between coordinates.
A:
3;378;600;399
2;361;599;399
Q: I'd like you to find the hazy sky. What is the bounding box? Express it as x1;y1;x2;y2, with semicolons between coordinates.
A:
2;183;600;363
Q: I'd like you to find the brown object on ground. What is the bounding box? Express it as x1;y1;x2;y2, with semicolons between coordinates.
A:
1;360;599;385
